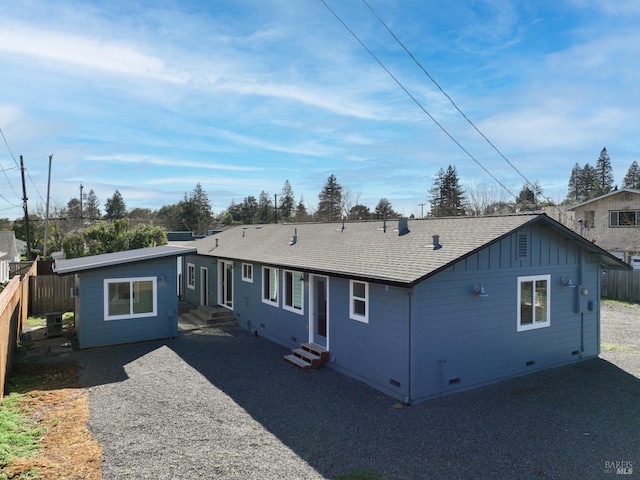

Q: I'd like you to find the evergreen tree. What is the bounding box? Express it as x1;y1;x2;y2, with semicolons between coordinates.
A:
580;164;598;201
623;161;640;189
279;180;295;222
374;198;396;218
594;147;614;197
240;196;258;224
317;174;343;221
180;183;214;235
566;163;582;202
349;204;371;220
294;196;309;222
85;189;101;221
104;190;127;220
429;165;466;217
256;191;273;224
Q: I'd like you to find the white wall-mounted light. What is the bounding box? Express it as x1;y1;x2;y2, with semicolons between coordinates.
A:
560;277;576;288
472;284;488;297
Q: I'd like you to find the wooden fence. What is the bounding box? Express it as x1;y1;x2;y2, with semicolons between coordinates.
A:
601;269;640;303
0;259;37;400
29;275;75;315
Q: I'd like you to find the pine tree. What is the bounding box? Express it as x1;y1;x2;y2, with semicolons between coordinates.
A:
623;161;640;189
566;163;582;202
294;196;309;222
429;165;466;217
279;180;295;221
594;147;614;197
374;198;395;218
317;174;343;221
85;189;102;222
104;190;127;220
580;164;598;201
256;191;273;224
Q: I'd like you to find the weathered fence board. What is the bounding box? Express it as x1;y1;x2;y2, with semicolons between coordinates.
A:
29;275;75;315
601;270;640;303
0;259;36;400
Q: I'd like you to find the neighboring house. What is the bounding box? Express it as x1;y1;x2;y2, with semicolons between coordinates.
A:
54;245;197;348
565;188;640;268
181;214;628;404
0;231;20;283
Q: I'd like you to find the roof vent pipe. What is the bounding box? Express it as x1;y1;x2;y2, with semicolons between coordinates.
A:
215;238;219;248
398;217;410;236
290;228;297;246
432;235;442;250
383;215;387;233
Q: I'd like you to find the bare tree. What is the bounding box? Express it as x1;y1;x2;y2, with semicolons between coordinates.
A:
466;182;514;216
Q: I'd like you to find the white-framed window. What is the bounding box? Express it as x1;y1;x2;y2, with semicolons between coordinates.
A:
262;266;279;307
242;263;254;283
517;275;550;332
610;210;639;227
187;263;195;290
104;277;157;321
283;270;304;314
349;280;369;323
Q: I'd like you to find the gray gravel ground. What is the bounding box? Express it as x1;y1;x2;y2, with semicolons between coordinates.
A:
78;301;640;480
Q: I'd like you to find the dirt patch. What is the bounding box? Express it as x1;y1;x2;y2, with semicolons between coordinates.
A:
4;361;102;479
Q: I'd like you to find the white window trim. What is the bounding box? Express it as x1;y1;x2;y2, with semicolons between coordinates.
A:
262;266;279;307
104;276;157;321
187;263;195;290
517;274;551;332
242;263;254;283
283;270;304;315
349;280;369;323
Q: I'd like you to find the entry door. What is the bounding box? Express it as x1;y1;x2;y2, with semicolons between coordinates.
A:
200;267;208;306
218;261;233;309
311;275;328;348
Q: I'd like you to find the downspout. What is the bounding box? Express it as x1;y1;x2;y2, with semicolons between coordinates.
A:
578;250;585;356
406;288;412;405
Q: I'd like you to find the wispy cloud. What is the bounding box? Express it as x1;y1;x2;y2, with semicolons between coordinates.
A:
85;154;262;172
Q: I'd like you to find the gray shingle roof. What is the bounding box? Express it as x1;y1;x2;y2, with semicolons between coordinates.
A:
190;214;626;285
54;245;197;275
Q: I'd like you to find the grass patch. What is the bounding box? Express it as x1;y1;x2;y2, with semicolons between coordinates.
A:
25;316;44;328
0;393;43;479
335;468;387;480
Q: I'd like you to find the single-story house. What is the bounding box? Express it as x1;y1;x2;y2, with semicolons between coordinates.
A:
181;214;629;404
54;245;197;348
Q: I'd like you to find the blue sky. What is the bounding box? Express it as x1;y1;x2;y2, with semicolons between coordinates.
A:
1;0;640;220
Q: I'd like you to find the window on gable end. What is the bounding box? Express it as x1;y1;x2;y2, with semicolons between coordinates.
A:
517;275;550;332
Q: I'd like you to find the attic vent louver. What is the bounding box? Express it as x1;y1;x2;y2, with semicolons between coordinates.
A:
517;233;528;259
398;218;410;236
432;235;442;250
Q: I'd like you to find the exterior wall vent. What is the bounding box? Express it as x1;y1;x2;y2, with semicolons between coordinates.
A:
389;378;401;387
448;378;461;385
517;232;528;259
526;360;535;367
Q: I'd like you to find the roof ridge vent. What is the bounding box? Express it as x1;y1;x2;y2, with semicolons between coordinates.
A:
398;217;410;236
432;234;442;250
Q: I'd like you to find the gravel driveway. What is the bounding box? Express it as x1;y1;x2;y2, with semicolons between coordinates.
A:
79;301;640;480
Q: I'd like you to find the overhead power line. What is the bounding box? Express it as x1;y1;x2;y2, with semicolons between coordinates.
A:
361;0;566;218
319;0;521;205
0;127;22;200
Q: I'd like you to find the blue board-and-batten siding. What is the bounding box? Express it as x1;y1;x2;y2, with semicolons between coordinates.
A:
410;225;601;403
77;256;179;348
